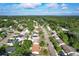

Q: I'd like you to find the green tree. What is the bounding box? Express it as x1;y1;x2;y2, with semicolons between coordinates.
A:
40;40;45;47
0;45;7;55
49;37;62;53
11;40;32;56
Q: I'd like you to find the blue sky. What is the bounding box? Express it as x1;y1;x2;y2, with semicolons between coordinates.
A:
0;3;79;16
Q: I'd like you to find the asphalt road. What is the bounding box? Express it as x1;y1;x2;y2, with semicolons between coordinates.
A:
47;25;76;55
42;26;57;56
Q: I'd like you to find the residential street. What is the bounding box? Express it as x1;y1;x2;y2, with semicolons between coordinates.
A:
51;29;76;54
41;26;58;56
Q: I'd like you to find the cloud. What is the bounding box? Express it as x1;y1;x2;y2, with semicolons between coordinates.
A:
47;3;59;8
62;6;68;10
61;3;68;10
18;3;42;9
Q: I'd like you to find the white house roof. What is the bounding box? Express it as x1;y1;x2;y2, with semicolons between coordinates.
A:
16;37;24;42
61;27;69;31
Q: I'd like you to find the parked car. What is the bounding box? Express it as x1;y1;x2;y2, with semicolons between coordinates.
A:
58;50;66;56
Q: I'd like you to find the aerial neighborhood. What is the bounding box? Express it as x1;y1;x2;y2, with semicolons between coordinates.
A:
0;16;79;56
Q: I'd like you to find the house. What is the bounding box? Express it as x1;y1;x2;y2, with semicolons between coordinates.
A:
25;29;30;34
7;38;18;46
13;20;18;24
32;43;40;55
31;33;39;43
68;52;79;56
16;37;22;42
7;38;14;46
13;34;19;38
0;28;2;31
61;27;69;32
6;46;15;55
3;19;8;21
46;25;52;32
61;45;71;53
56;39;64;45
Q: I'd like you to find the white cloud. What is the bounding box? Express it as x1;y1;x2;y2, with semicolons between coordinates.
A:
62;6;68;10
47;3;59;8
61;3;68;10
18;3;42;8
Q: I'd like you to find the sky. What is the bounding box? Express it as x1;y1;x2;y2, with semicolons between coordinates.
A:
0;3;79;16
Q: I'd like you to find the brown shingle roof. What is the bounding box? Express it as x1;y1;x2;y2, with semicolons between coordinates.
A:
32;43;40;54
61;45;71;53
